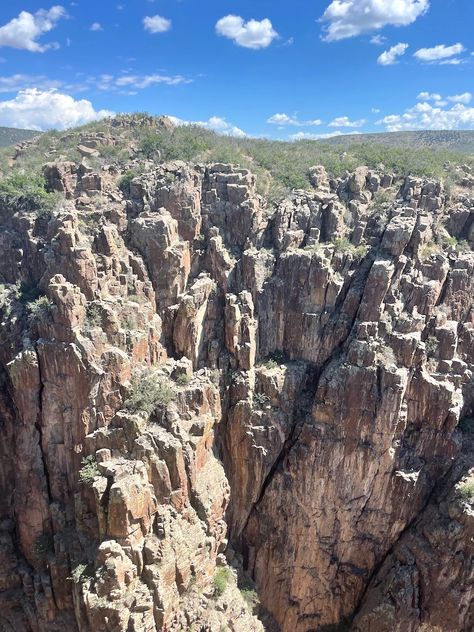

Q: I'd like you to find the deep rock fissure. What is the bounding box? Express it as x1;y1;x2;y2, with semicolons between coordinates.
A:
350;450;463;626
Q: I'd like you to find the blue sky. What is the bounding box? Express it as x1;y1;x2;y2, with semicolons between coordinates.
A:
0;0;473;137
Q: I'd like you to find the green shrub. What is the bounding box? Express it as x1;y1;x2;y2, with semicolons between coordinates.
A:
262;358;279;370
254;392;270;409
353;244;369;261
86;304;102;328
78;215;101;237
128;293;146;304
138;126;213;162
240;587;259;609
419;243;442;261
123;373;176;416
26;295;53;323
333;238;368;261
456;239;471;254
458;478;474;502
438;234;458;249
71;563;93;584
333;238;352;252
425;336;439;357
372;188;395;210
213;567;232;598
443;174;456;196
435;234;471;254
0;172;59;217
118;170;138;194
98;144;130;163
79;455;100;485
139;134;163;159
175;373;191;386
210;368;221;386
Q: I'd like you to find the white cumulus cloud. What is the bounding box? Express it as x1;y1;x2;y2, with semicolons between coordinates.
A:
168;114;247;138
0;88;113;130
204;116;247;137
417;91;442;101
90;22;103;32
439;58;463;66
290;132;325;140
0;74;62;93
267;113;322;127
414;43;465;62
55;72;191;94
143;15;171;34
215;15;278;49
320;0;429;41
448;92;472;104
378;99;474;132
329;116;366;128
370;34;386;46
416;91;472;106
0;6;67;52
112;74;188;89
290;130;361;141
377;43;408;65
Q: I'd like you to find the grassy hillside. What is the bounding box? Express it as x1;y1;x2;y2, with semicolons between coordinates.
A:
0;115;473;202
323;130;474;154
0;127;39;148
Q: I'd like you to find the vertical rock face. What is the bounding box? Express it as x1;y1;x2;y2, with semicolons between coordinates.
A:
0;152;473;632
352;439;474;632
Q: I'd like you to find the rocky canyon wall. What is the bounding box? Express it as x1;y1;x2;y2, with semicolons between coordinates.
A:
0;138;473;631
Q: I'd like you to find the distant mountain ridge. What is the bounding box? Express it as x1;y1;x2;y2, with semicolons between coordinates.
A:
0;127;39;148
323;130;474;154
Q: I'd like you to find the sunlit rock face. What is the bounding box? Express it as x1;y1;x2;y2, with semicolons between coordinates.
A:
0;142;473;631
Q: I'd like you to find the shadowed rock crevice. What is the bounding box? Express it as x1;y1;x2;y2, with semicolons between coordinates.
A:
352;430;474;632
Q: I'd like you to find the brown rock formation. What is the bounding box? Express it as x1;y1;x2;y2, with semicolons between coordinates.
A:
0;150;473;632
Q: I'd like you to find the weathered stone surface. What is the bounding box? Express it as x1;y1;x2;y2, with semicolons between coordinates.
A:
0;150;473;632
43;161;77;198
353;439;474;632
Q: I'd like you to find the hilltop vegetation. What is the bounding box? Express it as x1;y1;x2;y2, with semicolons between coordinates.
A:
0;114;473;202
